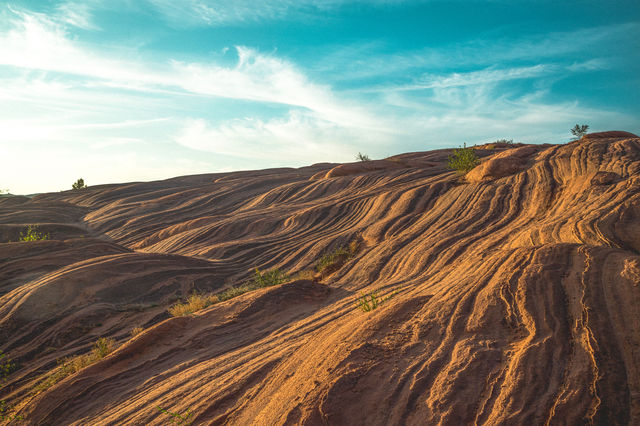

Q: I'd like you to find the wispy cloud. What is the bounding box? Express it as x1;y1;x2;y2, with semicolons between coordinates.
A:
367;65;550;92
146;0;413;26
175;112;363;162
314;23;638;82
0;9;378;130
55;1;100;30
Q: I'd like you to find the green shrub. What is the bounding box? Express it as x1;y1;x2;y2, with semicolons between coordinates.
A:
35;337;116;393
19;225;49;241
493;138;513;144
447;143;480;174
248;267;288;288
72;178;87;190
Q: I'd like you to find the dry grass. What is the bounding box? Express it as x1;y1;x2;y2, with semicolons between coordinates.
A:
168;268;290;317
35;338;116;393
130;327;144;338
168;293;218;317
290;269;316;281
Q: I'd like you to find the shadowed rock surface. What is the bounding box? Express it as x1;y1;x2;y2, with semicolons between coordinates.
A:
1;132;639;425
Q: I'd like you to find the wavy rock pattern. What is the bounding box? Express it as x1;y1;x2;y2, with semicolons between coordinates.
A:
1;132;639;425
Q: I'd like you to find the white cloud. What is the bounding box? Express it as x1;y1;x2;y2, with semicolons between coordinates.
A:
0;10;379;131
375;65;551;92
175;111;372;163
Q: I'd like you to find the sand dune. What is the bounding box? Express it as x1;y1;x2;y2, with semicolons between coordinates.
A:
1;132;639;424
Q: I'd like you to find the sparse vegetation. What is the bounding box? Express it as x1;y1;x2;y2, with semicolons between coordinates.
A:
72;178;87;190
19;225;49;241
447;143;480;174
157;406;193;424
0;400;23;423
248;267;289;288
130;327;144;338
0;351;15;381
494;138;513;144
168;268;290;317
356;152;371;162
290;269;316;281
35;337;116;393
0;351;23;422
215;285;253;302
316;246;352;275
168;293;218;317
315;239;361;277
355;287;400;312
571;124;589;140
356;291;380;312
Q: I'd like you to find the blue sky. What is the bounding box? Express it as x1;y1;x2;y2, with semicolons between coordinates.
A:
1;0;639;194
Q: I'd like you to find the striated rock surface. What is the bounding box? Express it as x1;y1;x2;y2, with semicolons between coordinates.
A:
1;131;640;425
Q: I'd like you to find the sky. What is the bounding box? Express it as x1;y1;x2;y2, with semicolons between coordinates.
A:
1;0;639;194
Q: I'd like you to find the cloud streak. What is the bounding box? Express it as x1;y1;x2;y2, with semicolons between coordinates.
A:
146;0;414;26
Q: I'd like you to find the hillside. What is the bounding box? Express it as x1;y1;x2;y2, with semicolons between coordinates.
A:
1;131;639;425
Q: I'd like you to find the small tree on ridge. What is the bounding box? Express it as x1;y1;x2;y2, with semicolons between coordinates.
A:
356;152;371;162
72;178;87;190
571;124;589;140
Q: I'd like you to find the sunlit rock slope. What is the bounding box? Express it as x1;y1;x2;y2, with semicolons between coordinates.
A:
1;131;639;425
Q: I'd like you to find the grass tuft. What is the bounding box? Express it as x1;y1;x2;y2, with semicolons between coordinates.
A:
355;287;401;312
130;327;144;338
356;291;379;312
